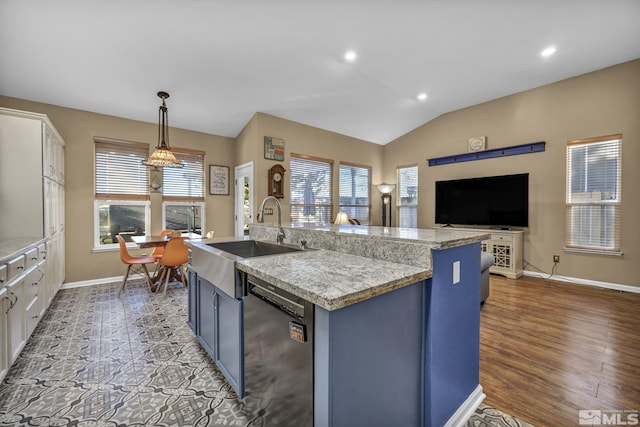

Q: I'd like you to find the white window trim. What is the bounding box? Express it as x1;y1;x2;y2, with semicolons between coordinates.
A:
93;200;151;252
161;201;206;235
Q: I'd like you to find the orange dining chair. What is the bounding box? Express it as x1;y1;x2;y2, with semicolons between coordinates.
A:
150;229;176;261
157;237;189;294
116;235;156;296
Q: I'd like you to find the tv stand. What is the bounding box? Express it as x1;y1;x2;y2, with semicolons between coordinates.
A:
457;227;524;279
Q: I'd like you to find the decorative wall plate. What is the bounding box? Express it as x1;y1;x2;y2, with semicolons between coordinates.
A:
468;136;486;152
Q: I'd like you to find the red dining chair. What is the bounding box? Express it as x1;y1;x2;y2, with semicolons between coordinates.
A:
157;237;189;294
116;235;156;296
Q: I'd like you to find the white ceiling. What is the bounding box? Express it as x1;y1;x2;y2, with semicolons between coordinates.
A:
1;1;639;145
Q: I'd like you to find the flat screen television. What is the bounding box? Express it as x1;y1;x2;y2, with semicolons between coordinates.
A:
435;173;529;228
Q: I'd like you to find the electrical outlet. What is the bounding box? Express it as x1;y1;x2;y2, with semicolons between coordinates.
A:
553;255;560;263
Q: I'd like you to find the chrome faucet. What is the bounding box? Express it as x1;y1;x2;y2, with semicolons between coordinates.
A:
258;196;286;244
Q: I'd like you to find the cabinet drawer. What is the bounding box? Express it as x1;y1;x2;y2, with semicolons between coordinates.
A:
7;255;26;282
490;234;514;244
24;267;41;305
37;243;47;261
25;248;39;269
0;264;6;286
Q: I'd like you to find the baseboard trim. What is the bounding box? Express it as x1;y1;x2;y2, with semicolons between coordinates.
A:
523;271;640;294
61;274;146;290
444;384;485;427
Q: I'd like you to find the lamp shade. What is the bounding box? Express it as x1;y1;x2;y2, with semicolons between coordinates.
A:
376;184;396;194
334;211;350;225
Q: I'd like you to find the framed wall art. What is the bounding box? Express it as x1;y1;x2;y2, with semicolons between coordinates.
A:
264;136;285;161
209;165;229;195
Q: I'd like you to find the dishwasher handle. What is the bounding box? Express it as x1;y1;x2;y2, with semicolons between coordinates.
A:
247;279;305;320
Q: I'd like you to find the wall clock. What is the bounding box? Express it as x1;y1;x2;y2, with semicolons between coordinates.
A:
268;164;286;198
468;136;486;152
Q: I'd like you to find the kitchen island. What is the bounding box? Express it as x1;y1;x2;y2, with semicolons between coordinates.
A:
188;224;489;427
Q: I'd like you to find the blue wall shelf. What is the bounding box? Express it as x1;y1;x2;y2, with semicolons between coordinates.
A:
427;141;545;167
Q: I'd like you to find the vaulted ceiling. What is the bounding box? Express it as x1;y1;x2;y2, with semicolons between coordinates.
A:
1;0;639;144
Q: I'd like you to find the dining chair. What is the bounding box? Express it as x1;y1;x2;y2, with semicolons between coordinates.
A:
157;237;189;294
150;229;176;261
116;235;156;296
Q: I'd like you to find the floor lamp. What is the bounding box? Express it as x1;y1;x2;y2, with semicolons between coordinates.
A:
377;184;395;227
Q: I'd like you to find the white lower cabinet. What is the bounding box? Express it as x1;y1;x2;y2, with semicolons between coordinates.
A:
6;275;26;363
0;287;9;380
0;240;50;382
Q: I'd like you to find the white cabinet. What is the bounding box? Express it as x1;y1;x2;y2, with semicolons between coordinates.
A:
0;287;9;380
6;273;26;364
0;240;48;381
0;107;65;295
0;107;64;382
457;228;524;279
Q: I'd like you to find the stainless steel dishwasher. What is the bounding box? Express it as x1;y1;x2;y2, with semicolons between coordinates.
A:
242;273;314;427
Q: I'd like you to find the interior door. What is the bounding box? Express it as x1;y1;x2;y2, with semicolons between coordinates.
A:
234;162;254;237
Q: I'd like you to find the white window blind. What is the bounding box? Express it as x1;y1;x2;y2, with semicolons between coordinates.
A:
339;163;370;224
397;165;418;228
566;135;621;253
95;138;149;200
290;154;333;226
162;149;205;202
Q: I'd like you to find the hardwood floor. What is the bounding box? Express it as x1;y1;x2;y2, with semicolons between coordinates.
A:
480;274;640;426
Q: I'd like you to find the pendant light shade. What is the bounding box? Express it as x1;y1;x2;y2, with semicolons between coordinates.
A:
143;91;183;168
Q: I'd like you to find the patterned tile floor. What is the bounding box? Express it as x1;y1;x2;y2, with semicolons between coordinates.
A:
0;279;532;427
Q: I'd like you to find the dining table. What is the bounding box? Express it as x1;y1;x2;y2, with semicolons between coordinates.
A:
131;232;202;248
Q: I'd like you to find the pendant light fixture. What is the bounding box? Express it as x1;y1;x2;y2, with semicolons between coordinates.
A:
143;91;183;168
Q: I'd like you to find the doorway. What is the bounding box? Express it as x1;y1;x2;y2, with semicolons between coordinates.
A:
235;162;254;237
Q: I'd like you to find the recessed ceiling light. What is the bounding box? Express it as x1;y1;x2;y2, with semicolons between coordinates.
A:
344;51;357;62
541;46;557;57
417;93;428;101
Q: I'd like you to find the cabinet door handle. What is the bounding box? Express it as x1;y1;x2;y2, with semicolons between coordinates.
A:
209;289;216;308
3;295;11;314
17;265;24;270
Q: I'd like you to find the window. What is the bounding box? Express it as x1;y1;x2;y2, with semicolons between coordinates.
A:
566;134;621;253
162;203;204;235
290;153;333;226
397;165;418;228
161;149;205;201
161;149;205;234
339;162;371;224
94;138;150;248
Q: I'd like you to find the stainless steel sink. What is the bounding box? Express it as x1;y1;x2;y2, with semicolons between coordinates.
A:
207;240;303;258
191;239;303;299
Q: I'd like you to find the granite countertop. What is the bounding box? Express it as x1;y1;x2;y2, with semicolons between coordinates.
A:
283;224;491;249
0;237;47;263
235;249;432;311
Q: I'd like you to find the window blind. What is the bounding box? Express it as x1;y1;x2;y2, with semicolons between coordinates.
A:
566;135;621;253
162;149;205;202
290;154;333;226
95;138;149;200
339;163;370;224
397;165;418;228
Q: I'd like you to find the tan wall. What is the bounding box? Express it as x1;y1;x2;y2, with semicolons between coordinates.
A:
242;113;385;225
383;59;640;287
0;96;236;283
2;59;638;287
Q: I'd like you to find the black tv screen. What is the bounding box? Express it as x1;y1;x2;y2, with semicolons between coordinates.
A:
435;173;529;228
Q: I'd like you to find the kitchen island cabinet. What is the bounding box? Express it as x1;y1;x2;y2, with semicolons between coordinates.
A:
189;224;489;426
195;275;244;396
